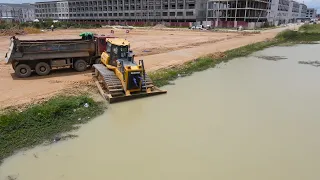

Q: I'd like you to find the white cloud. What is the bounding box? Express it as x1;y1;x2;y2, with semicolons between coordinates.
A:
295;0;320;10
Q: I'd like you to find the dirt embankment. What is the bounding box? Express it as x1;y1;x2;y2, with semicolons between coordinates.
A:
0;26;293;109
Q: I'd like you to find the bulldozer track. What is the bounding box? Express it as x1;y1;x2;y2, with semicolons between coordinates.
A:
92;64;125;97
92;63;166;103
92;64;155;95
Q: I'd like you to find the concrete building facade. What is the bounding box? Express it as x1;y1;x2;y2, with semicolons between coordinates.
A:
298;3;307;20
288;0;300;23
0;3;35;22
206;0;270;22
306;8;317;19
32;0;317;27
35;0;207;22
268;0;290;24
267;0;308;24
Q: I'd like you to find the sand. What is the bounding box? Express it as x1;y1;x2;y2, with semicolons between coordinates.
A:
0;26;294;109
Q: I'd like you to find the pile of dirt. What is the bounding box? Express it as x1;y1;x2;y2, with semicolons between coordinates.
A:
0;29;26;36
152;24;167;29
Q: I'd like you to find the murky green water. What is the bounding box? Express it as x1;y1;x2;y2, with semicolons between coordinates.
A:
1;44;320;180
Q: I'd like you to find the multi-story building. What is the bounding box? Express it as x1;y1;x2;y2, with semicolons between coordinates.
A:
288;0;299;23
35;0;207;22
268;0;290;24
298;3;307;20
0;3;35;22
306;8;317;19
268;1;309;24
206;0;270;22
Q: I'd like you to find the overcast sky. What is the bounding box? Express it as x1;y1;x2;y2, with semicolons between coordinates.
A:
2;0;320;12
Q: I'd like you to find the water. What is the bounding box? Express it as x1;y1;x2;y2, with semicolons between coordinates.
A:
1;44;320;180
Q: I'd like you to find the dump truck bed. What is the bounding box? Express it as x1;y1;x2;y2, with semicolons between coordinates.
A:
5;37;96;64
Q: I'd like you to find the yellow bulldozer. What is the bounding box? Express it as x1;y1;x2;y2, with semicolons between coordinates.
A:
92;38;167;103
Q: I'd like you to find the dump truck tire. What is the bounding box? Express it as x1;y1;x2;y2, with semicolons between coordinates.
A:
15;64;32;78
35;62;51;76
74;59;87;72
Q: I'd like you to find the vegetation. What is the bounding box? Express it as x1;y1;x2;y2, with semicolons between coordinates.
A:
0;21;102;30
276;29;320;42
0;95;105;163
299;23;320;33
1;24;319;164
23;27;41;34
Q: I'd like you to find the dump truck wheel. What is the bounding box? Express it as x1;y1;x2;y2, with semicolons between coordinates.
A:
35;62;51;76
74;59;87;72
95;58;101;64
15;64;32;78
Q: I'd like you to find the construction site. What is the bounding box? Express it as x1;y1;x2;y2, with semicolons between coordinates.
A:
0;25;290;109
2;8;320;179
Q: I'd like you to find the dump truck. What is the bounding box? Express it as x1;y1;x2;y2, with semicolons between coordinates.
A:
92;38;167;103
5;32;115;78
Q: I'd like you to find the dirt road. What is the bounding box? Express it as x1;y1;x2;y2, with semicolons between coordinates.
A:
0;27;292;109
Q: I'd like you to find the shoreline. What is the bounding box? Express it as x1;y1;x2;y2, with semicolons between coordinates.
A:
1;25;320;163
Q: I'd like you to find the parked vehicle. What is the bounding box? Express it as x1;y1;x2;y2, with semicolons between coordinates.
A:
5;32;115;78
190;25;205;30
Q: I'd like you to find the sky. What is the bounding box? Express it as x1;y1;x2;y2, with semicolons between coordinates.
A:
1;0;320;12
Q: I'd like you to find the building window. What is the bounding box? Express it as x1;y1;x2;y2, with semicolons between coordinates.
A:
186;11;193;16
177;12;183;16
170;12;175;16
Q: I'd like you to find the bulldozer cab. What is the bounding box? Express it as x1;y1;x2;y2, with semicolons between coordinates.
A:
92;38;167;104
106;38;134;67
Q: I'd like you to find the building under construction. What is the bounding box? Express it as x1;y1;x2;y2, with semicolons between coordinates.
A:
206;0;270;27
35;0;207;24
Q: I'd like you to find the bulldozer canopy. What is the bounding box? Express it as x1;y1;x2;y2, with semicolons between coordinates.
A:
107;38;130;46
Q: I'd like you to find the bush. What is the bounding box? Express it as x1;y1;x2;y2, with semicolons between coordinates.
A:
275;29;320;42
299;24;320;33
275;30;299;40
23;27;41;34
0;95;104;162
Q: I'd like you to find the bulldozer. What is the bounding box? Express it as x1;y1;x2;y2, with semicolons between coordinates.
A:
92;38;167;103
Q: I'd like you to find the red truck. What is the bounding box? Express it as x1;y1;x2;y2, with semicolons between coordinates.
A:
5;33;115;78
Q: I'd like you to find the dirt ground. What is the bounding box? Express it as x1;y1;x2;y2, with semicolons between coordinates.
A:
0;26;293;109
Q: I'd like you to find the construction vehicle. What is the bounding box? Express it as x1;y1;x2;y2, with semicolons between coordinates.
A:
5;32;115;78
92;38;167;103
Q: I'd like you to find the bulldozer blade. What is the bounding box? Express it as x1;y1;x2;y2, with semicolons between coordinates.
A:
107;89;167;104
92;63;167;104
